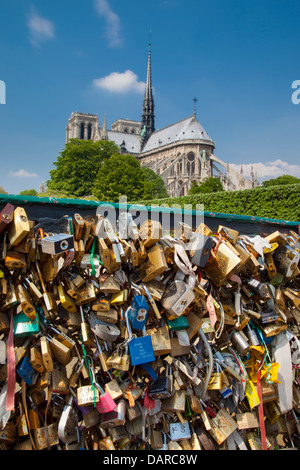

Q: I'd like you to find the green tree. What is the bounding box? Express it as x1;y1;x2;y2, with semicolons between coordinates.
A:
19;189;38;196
189;177;224;195
47;139;120;197
262;174;300;187
140;167;169;199
93;154;165;202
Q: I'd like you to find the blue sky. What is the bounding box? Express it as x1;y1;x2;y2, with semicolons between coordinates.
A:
1;0;300;194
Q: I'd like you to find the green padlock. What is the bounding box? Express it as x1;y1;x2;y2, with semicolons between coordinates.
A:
166;315;189;331
13;308;40;337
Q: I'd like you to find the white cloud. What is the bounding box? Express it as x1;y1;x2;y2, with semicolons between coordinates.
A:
9;169;39;178
28;7;55;48
93;70;145;94
94;0;122;47
230;159;300;182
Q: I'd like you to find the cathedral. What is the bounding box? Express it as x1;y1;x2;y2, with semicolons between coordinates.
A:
66;43;258;197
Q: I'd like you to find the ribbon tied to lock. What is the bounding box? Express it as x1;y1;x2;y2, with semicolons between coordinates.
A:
163;236;196;289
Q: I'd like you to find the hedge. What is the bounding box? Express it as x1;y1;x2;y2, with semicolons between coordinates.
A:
132;183;300;222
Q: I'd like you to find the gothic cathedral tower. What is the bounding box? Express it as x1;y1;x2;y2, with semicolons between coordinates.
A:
140;41;155;150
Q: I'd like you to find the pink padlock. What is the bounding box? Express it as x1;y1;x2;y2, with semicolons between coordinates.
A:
95;383;117;414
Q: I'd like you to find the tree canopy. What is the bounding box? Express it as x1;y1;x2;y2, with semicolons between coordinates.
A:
47;139;168;202
19;189;38;196
189;177;224;195
47;139;120;197
92;153;168;202
261;174;300;187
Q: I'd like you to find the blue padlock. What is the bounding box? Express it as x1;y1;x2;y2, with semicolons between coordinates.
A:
125;307;155;366
17;356;37;386
128;295;149;330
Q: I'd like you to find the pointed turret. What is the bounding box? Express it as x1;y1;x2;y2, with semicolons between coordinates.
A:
101;113;109;140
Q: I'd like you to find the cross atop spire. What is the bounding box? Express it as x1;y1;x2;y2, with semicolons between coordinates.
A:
193;97;198;117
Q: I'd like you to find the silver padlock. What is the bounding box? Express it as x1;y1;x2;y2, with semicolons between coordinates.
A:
161;280;194;317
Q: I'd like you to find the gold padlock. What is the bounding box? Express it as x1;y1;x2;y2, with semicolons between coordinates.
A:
57;284;77;313
5;251;26;270
16;284;36;320
140;244;168;283
8;207;30;246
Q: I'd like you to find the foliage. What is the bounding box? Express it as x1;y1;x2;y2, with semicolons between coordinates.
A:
262;174;300;187
188;177;224;195
46;139;120;197
140;167;169;199
135;183;300;222
0;186;7;194
19;189;38;196
93;154;168;202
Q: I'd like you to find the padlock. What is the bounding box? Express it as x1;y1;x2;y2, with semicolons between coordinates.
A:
125;307;155;366
273;244;300;278
108;425;128;444
0;203;14;234
105;379;123;401
77;383;100;407
185;232;214;268
139;219;162;248
40;336;54;372
204;240;243;286
47;335;72;365
68;358;85;388
13;309;39;337
16;356;38;386
88;311;120;342
41;255;59;282
99;275;121;294
162;281;195;317
128;294;149;330
169;421;191;441
22;276;43;304
126;402;142;422
41;232;74;255
161;390;186;413
57;394;79;444
148;363;173;399
100;399;126;428
150;427;164;449
7;206;30;246
79;305;94;347
95;382;117;414
34;422;59;450
30;345;45;373
57;284;77;313
15;401;29;437
106;346;131;372
140;243;168;283
230;330;250;356
35;262;57;313
94;307;118;325
16;284;36;320
51;362;69;394
5;251;26;270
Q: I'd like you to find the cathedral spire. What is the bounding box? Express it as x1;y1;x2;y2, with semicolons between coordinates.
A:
141;36;155;149
101;113;108;140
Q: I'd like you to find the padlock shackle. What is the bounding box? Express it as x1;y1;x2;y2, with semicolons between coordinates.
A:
198;326;214;399
125;306;133;338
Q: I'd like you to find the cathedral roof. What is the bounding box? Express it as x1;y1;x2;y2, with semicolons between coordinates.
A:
108;131;140;154
141;115;214;153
